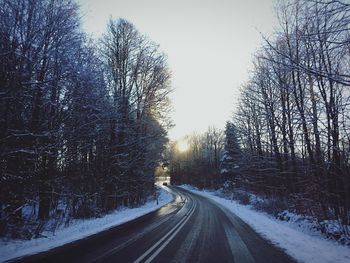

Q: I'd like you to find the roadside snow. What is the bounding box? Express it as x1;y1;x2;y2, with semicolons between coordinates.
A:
180;185;350;263
0;187;173;262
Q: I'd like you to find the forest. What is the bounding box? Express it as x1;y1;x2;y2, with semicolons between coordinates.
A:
0;0;171;238
1;0;350;245
169;0;350;241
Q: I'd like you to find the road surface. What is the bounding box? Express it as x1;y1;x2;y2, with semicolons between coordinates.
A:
12;186;295;263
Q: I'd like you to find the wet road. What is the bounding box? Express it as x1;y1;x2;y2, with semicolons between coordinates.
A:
12;186;295;263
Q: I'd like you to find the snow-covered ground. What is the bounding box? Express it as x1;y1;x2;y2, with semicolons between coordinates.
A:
180;185;350;263
0;186;173;262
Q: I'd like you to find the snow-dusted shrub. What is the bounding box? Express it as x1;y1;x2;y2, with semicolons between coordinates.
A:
253;198;288;216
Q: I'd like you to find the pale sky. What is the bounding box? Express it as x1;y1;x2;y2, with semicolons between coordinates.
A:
78;0;278;140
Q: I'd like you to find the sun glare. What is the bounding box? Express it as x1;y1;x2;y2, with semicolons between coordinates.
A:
177;141;189;152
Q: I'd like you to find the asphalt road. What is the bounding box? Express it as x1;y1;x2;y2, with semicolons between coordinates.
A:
12;186;295;263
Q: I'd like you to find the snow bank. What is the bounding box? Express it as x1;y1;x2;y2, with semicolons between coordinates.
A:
180;185;350;263
0;187;173;262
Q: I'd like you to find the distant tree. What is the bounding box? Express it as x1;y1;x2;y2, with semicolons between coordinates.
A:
220;122;241;181
167;127;224;188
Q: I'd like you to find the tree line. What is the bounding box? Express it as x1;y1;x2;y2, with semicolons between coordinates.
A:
0;0;171;238
167;0;350;234
223;0;350;226
168;127;224;188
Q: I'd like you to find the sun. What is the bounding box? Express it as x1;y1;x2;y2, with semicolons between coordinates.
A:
177;140;189;152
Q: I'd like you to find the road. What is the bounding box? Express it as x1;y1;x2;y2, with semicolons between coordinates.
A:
12;186;295;263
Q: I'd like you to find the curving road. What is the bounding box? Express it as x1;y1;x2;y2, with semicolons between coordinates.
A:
13;186;295;263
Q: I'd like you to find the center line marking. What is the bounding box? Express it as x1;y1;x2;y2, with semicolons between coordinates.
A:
134;196;196;263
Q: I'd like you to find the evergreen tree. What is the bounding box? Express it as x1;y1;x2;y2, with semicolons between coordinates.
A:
220;121;241;176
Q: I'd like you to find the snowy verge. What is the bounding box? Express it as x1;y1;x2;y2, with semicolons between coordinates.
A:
0;186;174;262
180;185;350;263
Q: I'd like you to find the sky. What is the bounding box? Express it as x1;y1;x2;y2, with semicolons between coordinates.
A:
78;0;278;140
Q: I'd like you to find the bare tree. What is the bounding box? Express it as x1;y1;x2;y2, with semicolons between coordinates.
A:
225;0;350;233
0;4;172;238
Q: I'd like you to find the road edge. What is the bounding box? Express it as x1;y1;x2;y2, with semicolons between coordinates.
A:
5;186;178;263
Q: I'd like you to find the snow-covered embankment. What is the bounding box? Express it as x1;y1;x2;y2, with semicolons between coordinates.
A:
0;186;173;262
180;185;350;263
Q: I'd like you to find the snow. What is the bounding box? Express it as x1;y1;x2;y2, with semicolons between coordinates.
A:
0;186;173;262
220;168;229;174
180;185;350;263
